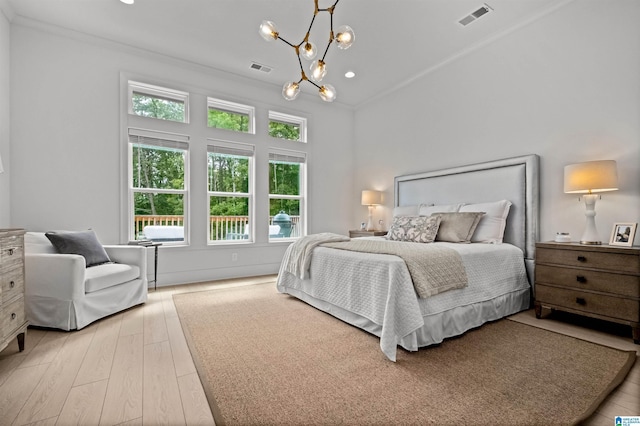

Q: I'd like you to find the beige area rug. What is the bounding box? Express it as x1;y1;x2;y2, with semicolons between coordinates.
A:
173;283;637;425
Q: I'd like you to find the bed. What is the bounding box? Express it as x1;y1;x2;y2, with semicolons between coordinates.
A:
277;154;539;361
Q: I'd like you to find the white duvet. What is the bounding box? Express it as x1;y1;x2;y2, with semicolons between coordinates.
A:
277;237;530;361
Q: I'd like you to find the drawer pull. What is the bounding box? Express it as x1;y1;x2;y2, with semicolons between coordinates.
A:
10;280;15;288
11;313;16;320
576;276;587;283
577;255;587;262
576;297;586;306
7;248;14;255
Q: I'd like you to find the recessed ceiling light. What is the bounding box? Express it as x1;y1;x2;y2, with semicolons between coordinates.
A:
120;0;134;4
345;71;356;79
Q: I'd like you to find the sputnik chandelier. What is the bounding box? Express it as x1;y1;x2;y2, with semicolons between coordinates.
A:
259;0;354;102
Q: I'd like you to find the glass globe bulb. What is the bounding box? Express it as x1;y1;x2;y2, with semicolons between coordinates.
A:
282;82;300;101
319;84;336;102
300;42;317;60
335;25;355;50
259;20;278;42
309;60;327;82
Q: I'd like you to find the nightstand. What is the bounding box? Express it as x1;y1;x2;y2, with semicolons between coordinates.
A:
534;241;639;344
349;230;387;238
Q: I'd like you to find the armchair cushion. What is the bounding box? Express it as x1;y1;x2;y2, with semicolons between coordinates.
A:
45;230;111;267
85;263;141;293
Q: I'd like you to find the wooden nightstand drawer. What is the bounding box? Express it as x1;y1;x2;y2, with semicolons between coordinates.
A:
536;284;639;323
536;264;640;298
536;247;639;274
349;230;387;238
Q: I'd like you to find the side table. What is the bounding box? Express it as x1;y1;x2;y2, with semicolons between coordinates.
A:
349;230;387;238
534;241;640;344
147;242;162;291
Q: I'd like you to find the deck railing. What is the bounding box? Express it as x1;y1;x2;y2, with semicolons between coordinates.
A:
134;215;301;240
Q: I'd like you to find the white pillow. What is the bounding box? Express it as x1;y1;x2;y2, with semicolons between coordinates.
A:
459;200;512;243
393;205;422;217
419;203;462;216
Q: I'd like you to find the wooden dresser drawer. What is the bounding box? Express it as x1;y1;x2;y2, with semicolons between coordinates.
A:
536;247;639;274
536;284;639;323
1;296;26;338
1;266;25;305
0;236;24;272
536;264;640;298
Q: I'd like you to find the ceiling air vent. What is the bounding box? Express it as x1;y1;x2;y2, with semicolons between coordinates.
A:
459;3;493;27
250;62;272;73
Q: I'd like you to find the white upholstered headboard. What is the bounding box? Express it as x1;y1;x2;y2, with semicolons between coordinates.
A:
394;154;539;282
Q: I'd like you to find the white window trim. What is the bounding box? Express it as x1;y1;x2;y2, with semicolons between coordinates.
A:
207;139;255;244
128;127;190;245
268;111;307;143
268;148;307;241
207;97;256;134
128;80;190;123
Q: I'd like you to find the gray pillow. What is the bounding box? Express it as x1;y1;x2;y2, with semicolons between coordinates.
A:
45;230;112;267
433;212;485;243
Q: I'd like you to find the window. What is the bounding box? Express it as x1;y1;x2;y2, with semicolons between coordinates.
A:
129;128;189;243
268;111;307;142
268;150;306;240
128;81;189;123
208;98;255;134
208;141;254;242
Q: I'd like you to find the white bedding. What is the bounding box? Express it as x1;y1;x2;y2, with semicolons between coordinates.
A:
276;237;530;361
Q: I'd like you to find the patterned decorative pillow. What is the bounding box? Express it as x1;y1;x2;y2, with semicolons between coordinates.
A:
386;215;441;243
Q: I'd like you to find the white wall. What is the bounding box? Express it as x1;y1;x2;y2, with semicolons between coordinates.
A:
0;9;9;227
10;22;355;285
353;0;640;246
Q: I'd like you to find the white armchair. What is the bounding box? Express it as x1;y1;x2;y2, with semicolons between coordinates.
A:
24;232;148;330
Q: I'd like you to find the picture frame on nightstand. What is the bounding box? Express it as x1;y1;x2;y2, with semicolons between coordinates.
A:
609;222;637;246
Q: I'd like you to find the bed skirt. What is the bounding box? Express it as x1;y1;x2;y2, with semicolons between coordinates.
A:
278;277;530;359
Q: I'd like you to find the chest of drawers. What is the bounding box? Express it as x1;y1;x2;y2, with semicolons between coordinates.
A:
534;241;639;344
0;229;28;353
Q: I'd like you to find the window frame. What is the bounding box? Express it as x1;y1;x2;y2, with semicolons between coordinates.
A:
207;139;255;244
268;111;307;143
128;80;190;123
207;97;256;134
268;148;307;241
128;127;190;245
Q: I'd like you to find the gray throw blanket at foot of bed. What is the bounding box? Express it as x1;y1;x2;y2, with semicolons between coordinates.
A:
322;240;468;298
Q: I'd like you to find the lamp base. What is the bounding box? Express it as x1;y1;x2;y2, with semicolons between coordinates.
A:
366;205;375;231
579;194;601;245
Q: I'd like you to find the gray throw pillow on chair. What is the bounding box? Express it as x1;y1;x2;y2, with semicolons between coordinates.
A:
45;230;112;267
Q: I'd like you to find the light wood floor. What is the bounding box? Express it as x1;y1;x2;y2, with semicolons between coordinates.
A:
0;275;638;425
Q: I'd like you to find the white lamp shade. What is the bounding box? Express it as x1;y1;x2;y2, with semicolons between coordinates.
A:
361;190;382;206
564;160;618;194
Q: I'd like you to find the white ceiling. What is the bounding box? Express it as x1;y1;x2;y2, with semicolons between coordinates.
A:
2;0;565;106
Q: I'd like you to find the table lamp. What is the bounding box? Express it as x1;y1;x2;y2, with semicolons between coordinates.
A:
361;190;382;231
564;160;618;244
